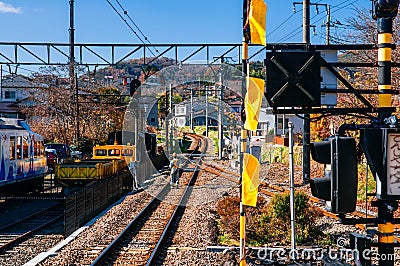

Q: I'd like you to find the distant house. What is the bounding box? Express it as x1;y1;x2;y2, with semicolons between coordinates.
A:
173;101;221;128
1;75;32;102
0;75;34;118
140;96;159;127
255;108;303;137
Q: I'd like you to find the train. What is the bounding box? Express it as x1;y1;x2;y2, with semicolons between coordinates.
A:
0;118;48;196
55;131;169;188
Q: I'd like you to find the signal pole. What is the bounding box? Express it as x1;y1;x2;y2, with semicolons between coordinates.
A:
294;0;331;184
376;5;396;266
303;0;311;184
239;37;248;266
373;1;399;265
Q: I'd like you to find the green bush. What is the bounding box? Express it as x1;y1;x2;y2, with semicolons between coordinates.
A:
216;191;330;246
266;191;324;244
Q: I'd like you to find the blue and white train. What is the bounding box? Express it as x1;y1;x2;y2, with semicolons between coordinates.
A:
0;118;48;196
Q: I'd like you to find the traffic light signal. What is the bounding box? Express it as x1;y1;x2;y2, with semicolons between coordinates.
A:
373;0;399;19
309;136;358;214
129;79;141;97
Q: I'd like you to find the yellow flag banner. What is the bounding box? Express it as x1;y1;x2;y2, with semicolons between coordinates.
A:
242;153;260;207
249;0;267;46
244;77;265;131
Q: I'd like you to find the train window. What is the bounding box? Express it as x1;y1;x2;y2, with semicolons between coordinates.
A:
17;136;22;159
23;136;28;158
95;149;107;156
34;141;39;158
122;149;133;156
10;136;15;160
39;141;44;156
108;149;120;156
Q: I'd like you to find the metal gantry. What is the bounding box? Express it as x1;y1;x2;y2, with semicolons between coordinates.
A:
0;42;266;67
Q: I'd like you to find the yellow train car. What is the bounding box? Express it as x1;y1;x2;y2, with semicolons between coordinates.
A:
92;142;136;164
55;142;135;188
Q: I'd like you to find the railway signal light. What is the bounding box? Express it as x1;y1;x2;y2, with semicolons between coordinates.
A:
309;136;358;214
373;0;399;19
264;51;321;108
361;128;400;200
129;79;141;97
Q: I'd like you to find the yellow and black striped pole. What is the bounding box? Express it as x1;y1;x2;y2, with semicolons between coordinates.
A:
377;16;395;266
377;18;393;113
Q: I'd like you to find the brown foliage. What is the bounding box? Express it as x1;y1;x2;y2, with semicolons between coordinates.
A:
21;66;125;144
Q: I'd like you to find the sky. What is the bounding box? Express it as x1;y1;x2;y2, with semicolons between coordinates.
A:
0;0;371;75
0;0;371;43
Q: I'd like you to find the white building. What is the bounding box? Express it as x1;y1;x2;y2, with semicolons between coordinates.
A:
0;75;34;118
255;108;303;137
1;75;32;103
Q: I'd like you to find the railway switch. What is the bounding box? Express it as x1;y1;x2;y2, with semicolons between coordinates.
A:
309;136;358;214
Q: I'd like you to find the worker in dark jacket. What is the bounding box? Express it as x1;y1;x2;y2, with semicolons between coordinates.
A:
169;152;179;188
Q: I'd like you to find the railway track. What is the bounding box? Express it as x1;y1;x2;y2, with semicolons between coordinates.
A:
88;168;199;266
0;202;64;254
63;133;204;265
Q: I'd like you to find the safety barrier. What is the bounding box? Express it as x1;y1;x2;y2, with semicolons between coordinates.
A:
63;171;131;236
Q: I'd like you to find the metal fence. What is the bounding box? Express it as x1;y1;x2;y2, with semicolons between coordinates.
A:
64;171;131;236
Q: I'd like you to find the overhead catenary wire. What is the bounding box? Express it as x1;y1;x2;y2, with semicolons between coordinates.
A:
277;0;360;43
105;0;158;58
113;0;159;53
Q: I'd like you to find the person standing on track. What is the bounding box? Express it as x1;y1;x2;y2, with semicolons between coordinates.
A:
169;152;179;188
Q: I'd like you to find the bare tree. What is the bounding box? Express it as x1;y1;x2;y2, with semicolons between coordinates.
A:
22;65;125;145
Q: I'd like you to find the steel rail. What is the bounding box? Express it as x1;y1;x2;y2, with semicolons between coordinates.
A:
0;203;64;253
147;133;205;264
91;134;206;265
146;167;199;265
89;181;170;266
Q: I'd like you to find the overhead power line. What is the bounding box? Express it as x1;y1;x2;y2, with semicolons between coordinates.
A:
105;0;158;57
277;0;360;43
114;0;157;52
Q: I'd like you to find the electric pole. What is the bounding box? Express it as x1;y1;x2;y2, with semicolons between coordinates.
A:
69;0;78;145
218;67;224;160
325;5;331;45
190;87;194;132
205;86;209;137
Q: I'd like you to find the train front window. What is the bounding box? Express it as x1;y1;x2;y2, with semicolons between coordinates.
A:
122;149;133;156
108;149;120;156
95;149;107;156
23;136;28;158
